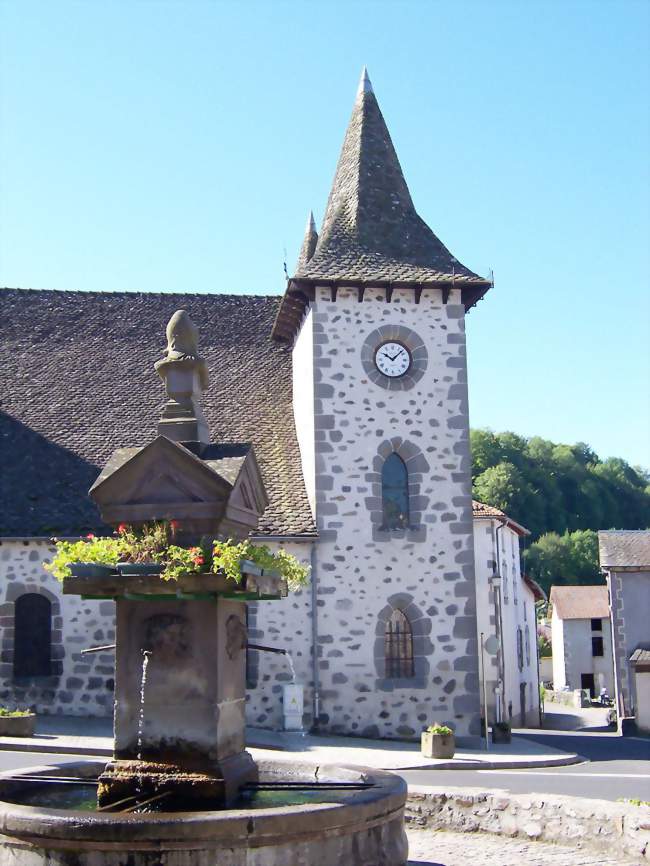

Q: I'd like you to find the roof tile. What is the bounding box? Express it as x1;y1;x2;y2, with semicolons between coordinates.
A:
0;288;316;538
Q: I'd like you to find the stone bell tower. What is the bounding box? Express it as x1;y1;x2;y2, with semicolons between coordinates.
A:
272;70;492;739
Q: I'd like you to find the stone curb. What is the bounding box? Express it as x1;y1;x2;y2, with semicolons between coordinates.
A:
405;785;650;863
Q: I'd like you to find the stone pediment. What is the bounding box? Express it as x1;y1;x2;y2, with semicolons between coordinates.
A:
89;436;267;535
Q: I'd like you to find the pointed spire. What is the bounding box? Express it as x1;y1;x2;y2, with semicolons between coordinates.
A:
292;72;488;289
295;210;318;271
357;66;373;96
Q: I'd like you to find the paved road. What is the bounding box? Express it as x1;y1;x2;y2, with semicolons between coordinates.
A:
0;750;106;774
401;730;650;802
406;828;622;866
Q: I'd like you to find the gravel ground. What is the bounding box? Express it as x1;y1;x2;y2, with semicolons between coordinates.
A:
406;829;630;866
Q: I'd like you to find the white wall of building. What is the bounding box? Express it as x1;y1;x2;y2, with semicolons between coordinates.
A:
608;569;650;721
552;611;567;688
292;308;316;516
634;671;650;733
472;519;540;727
551;611;615;696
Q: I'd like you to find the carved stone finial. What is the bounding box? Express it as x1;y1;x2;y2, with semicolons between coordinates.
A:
154;310;210;445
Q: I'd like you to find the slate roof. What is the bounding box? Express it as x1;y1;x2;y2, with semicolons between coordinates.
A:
272;70;491;343
549;585;610;620
598;530;650;570
0;288;316;538
293;70;489;290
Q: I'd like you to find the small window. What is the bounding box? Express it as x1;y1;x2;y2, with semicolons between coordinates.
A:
590;618;602;632
381;454;409;529
592;636;604;657
516;627;524;672
13;594;52;678
525;624;531;666
502;560;509;604
384;609;414;679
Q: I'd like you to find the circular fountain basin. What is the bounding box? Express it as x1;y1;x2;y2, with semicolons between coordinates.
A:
0;759;408;866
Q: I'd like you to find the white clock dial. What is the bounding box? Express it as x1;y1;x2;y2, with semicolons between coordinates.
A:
374;341;412;378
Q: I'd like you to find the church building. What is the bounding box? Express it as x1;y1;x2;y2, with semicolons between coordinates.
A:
0;71;538;739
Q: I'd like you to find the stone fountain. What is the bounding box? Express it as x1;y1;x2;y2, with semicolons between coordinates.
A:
0;311;408;865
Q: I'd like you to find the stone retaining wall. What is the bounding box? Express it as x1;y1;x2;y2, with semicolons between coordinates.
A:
406;786;650;863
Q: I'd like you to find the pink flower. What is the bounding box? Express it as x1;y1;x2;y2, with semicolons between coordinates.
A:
86;533;95;540
117;523;128;534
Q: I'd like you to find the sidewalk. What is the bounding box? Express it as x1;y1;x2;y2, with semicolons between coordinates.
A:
0;716;579;770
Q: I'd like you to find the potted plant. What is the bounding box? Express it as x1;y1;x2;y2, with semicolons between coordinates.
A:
421;723;455;759
115;522;170;575
491;720;511;744
0;708;36;737
45;535;122;580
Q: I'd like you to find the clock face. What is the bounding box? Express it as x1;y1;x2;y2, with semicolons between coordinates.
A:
374;341;412;378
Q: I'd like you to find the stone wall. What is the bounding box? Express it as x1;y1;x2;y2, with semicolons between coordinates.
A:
406;786;650;863
0;539;115;716
295;286;480;739
244;541;315;731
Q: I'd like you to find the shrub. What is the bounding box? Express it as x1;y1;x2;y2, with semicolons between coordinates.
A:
426;724;453;736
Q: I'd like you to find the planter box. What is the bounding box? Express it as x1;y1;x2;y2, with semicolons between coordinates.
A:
421;731;455;759
116;562;163;577
63;569;285;600
491;724;511;744
0;713;36;737
70;563;117;579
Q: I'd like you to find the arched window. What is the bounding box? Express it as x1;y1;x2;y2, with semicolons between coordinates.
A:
13;594;52;678
381;453;409;529
384;609;414;678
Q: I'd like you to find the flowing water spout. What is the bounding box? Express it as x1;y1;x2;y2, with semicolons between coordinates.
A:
137;650;151;761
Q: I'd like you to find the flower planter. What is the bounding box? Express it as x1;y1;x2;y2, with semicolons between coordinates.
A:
69;563;117;579
421;731;455;759
491;724;511;744
116;562;163;577
239;559;263;577
0;713;36;737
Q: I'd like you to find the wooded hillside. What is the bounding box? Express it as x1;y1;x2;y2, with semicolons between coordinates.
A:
470;430;650;594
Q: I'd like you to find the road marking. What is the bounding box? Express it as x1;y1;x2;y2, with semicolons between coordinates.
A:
478;770;650;778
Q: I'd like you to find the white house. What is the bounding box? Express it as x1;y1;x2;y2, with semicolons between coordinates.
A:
599;531;650;734
549;585;615;699
472;502;542;727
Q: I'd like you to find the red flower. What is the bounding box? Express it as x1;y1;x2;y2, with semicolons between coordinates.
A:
117;523;128;534
86;533;95;539
193;555;204;566
170;520;179;532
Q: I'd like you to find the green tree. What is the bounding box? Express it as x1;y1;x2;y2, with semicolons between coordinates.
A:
523;529;602;596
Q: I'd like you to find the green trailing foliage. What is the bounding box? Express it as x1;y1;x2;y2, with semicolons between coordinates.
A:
45;523;310;591
425;724;453;736
471;429;650;594
0;707;32;717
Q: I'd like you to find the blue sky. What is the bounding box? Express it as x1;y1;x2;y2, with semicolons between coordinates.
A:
1;0;648;468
